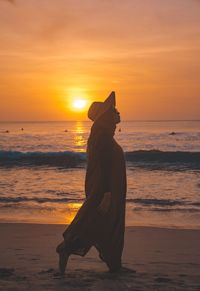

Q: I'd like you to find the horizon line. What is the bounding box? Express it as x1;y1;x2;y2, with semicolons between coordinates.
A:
0;119;200;123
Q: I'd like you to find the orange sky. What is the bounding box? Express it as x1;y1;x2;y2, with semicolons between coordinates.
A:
0;0;200;121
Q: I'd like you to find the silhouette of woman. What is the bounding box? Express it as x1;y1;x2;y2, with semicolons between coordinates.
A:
56;91;127;274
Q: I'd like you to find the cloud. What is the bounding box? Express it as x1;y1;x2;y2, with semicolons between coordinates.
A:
1;0;15;4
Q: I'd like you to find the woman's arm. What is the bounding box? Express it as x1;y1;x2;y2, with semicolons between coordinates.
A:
96;131;113;214
97;192;112;215
98;132;113;193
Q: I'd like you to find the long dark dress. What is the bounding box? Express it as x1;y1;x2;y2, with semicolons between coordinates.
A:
59;110;127;270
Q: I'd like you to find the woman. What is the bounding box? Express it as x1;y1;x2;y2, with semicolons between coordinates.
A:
56;91;127;274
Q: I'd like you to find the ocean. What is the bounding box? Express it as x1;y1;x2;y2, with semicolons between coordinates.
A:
0;120;200;229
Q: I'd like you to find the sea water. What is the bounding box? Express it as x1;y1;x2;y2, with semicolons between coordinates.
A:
0;121;200;229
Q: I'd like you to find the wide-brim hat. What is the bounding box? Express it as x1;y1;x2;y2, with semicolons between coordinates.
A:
88;91;116;121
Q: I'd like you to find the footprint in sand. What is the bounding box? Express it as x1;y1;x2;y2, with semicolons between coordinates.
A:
155;277;172;283
179;274;187;277
0;268;15;278
38;268;54;275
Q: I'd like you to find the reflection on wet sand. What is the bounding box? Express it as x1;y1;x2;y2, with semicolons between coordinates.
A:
64;202;83;224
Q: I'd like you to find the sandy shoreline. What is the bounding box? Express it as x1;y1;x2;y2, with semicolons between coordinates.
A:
0;223;200;290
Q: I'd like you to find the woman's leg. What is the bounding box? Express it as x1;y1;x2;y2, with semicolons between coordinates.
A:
58;250;70;275
56;241;71;275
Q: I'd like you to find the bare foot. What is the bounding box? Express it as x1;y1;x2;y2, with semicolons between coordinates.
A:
108;264;122;273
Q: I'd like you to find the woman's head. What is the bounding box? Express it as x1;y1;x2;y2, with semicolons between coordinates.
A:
88;91;120;124
111;106;121;124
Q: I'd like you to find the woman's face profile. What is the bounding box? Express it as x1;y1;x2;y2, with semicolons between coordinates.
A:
113;107;121;124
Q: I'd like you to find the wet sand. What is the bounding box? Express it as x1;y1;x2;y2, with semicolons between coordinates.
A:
0;223;200;290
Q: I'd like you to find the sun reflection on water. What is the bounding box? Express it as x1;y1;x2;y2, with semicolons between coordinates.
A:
74;121;85;134
73;121;87;152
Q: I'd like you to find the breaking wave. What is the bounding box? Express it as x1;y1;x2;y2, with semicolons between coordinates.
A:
1;196;199;214
0;196;84;204
0;150;200;169
0;150;86;168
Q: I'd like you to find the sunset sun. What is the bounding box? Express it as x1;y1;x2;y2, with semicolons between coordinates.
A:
71;99;88;111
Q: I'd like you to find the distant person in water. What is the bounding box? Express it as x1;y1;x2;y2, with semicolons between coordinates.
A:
56;91;127;274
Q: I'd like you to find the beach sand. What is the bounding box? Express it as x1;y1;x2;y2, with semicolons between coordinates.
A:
0;223;200;290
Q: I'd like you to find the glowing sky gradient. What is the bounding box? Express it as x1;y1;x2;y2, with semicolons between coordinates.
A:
0;0;200;121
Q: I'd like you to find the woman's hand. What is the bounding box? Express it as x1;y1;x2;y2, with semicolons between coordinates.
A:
97;192;112;216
